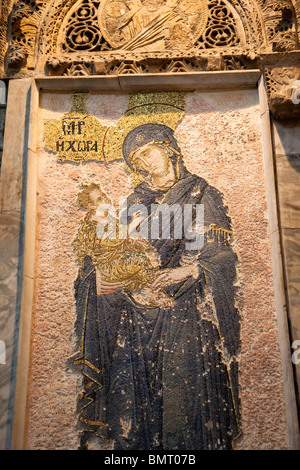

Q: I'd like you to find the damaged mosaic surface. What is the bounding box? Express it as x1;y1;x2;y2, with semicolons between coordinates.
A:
24;90;289;450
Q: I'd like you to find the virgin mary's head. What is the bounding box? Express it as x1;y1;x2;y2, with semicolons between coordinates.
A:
122;124;183;187
129;141;173;179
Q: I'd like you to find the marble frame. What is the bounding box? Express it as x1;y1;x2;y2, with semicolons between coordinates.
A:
2;71;299;450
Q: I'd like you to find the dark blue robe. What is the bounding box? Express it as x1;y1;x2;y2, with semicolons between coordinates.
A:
71;168;241;450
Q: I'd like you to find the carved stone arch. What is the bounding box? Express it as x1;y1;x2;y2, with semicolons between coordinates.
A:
214;0;299;51
37;0;298;58
0;0;14;73
229;0;268;47
5;0;51;73
35;0;80;66
258;0;299;52
4;0;300;75
195;0;249;49
56;0;113;54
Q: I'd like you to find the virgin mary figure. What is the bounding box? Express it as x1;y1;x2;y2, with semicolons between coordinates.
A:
71;123;242;450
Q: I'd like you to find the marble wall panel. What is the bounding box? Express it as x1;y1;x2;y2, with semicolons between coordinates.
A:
0;78;31;449
272;118;300;417
0;212;21;449
276;154;300;229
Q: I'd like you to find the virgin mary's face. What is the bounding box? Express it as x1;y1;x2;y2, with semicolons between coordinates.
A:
132;143;170;179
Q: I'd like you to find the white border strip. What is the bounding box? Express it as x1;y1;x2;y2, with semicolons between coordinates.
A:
10;79;39;450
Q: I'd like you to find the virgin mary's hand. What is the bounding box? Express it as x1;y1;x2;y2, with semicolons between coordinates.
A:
96;270;124;295
151;264;198;290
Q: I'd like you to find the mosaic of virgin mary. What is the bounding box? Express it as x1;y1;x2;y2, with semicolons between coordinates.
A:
71;123;242;450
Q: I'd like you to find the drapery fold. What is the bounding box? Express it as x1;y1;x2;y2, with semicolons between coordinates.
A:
71;169;242;450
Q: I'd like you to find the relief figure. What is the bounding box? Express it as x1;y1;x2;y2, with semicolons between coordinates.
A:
99;0;208;50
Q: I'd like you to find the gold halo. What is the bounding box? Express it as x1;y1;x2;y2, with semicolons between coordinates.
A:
102;101;185;164
101;94;186;186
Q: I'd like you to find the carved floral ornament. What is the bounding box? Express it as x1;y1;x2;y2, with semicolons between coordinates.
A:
3;0;300;119
264;56;300;120
4;0;299;72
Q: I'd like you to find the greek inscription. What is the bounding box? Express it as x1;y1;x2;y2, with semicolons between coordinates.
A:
55;140;98;152
62;119;86;135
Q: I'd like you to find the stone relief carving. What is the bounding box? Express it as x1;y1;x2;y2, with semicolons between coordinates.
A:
0;0;14;72
264;54;300;119
291;80;300;104
60;0;107;53
5;0;49;71
3;0;298;75
1;0;300;119
96;0;209;51
259;0;299;52
51;0;245;58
